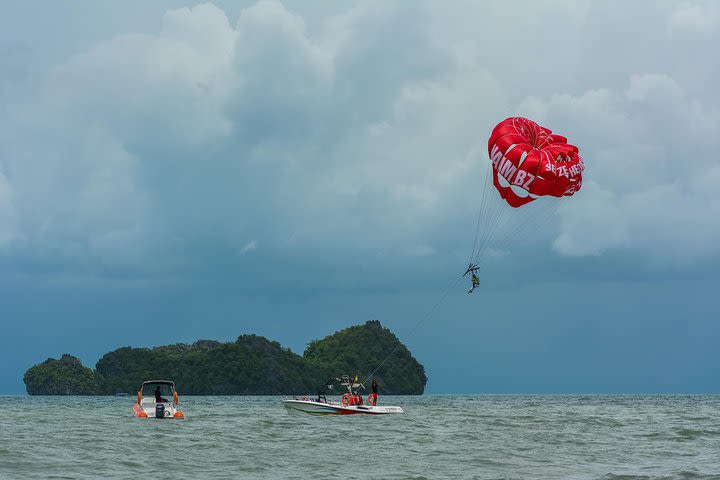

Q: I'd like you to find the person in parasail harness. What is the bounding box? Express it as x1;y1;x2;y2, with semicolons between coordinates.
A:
464;263;480;294
467;273;480;294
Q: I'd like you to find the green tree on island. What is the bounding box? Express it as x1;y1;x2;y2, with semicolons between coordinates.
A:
23;320;427;395
23;354;102;395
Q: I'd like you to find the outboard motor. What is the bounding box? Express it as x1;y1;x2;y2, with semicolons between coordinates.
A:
155;403;165;418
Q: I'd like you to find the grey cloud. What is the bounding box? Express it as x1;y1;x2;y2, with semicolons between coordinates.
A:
1;0;719;284
519;72;720;263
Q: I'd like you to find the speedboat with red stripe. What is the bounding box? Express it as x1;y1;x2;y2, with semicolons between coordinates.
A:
283;375;403;416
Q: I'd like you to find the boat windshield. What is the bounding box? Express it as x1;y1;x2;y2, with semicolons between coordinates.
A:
141;383;174;398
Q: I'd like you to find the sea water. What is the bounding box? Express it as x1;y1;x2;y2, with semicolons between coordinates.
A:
1;395;719;479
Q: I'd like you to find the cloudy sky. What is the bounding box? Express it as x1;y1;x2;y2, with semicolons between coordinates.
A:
1;0;718;394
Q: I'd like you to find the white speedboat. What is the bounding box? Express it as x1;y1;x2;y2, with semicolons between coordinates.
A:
132;380;185;419
283;397;403;415
283;375;403;416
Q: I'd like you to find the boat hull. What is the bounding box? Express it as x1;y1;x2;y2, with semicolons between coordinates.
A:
132;402;184;419
283;399;403;416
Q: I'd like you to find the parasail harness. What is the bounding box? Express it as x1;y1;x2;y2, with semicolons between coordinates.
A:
463;263;479;277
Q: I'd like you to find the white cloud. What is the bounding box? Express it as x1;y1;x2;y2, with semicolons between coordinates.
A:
238;240;257;255
668;3;716;35
554;167;720;266
38;5;237;147
553;182;629;257
535;74;720;264
624;73;684;102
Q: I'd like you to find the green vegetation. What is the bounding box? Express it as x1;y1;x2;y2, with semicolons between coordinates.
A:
305;320;426;394
23;320;426;395
95;335;311;395
23;354;102;395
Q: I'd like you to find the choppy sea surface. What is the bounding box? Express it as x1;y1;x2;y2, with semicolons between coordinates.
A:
1;395;719;479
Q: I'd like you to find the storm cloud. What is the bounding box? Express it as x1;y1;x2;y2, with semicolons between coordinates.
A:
1;1;718;393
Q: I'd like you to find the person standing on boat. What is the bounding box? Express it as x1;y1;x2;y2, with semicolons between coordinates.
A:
369;380;379;405
351;383;362;405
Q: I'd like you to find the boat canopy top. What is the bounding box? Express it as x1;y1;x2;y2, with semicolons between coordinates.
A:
318;375;365;398
139;380;176;397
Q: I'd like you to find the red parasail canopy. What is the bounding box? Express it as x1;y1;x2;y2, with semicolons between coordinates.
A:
488;117;584;208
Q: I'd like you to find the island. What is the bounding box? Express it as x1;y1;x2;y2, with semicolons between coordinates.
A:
23;320;427;395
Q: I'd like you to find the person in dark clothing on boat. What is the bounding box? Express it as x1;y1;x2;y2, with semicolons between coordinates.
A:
154;386;167;403
369;380;379;405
